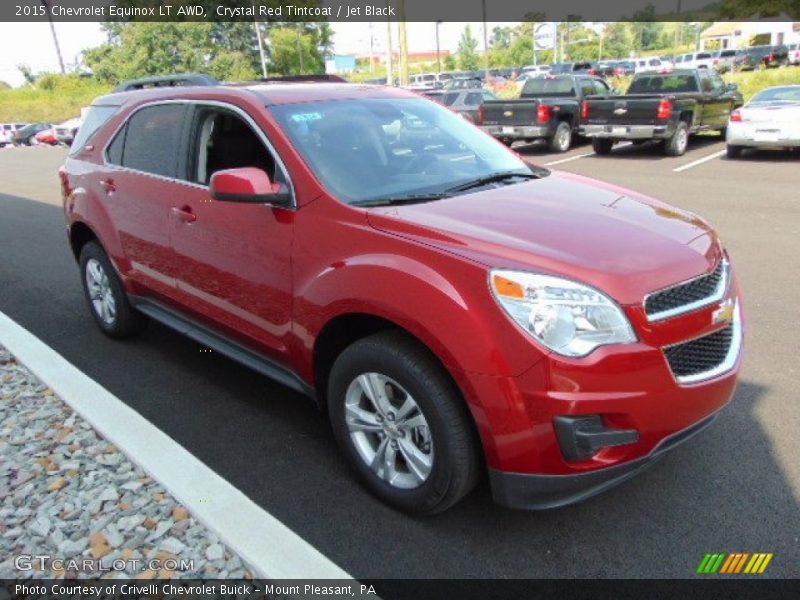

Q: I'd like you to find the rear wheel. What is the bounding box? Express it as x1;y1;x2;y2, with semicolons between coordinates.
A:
547;121;572;153
328;331;481;515
79;242;146;338
726;144;743;159
664;122;689;156
592;138;614;155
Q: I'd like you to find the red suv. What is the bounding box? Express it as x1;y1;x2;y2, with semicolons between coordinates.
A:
61;74;743;514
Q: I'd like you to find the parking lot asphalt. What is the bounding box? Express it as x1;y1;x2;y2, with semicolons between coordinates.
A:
1;142;798;578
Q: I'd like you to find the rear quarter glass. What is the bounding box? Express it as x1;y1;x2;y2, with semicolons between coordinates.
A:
69;105;121;154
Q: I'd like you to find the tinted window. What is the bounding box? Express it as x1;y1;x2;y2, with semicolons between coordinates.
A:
579;79;594;96
697;53;711;59
592;79;610;95
464;92;482;106
521;77;576;97
628;74;699;93
121;104;185;178
70;105;119;155
441;92;460;106
106;124;126;165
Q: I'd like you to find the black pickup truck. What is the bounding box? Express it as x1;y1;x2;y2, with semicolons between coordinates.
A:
579;69;743;156
480;74;614;152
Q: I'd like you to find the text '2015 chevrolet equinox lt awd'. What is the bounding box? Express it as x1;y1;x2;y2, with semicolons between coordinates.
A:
60;75;743;514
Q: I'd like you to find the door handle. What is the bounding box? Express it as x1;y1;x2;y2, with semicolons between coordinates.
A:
171;206;196;223
100;179;116;193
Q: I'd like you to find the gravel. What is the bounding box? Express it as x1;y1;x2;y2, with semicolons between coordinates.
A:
0;344;255;579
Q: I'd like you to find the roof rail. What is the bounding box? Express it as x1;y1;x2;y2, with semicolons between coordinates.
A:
255;74;349;84
113;73;218;93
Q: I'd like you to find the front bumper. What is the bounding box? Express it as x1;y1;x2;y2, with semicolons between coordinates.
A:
490;412;718;510
481;125;549;140
460;278;743;510
581;123;672;140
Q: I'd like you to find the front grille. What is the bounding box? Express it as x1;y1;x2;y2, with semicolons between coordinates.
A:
664;325;734;379
645;260;726;319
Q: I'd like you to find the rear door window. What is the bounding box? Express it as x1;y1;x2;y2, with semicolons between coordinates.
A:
116;104;186;178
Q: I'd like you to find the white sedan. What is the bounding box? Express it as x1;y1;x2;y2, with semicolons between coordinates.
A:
726;85;800;158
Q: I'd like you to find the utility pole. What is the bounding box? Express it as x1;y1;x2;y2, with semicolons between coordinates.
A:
369;22;374;73
295;24;304;74
398;0;409;87
254;21;268;78
481;0;489;81
435;21;442;74
40;0;65;75
386;17;394;85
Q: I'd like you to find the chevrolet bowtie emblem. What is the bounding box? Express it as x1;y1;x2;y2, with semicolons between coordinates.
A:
503;110;513;117
712;300;735;325
613;107;628;115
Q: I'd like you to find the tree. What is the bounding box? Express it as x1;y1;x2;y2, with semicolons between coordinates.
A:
457;25;480;70
490;26;512;48
17;65;36;86
268;26;325;75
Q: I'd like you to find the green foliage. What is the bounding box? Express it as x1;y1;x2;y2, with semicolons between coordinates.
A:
444;54;457;71
0;75;110;122
458;25;480;71
83;22;333;83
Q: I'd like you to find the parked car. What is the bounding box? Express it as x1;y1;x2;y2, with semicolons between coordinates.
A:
613;60;636;76
580;69;743;156
423;88;498;123
55;116;83;146
733;45;790;70
674;52;714;70
710;49;738;73
549;62;594;74
14;122;52;145
785;42;800;66
0;123;27;147
521;64;552;77
632;57;671;74
726;85;800;158
61;74;743;514
481;74;614;151
35;127;61;146
595;60;620;77
442;76;483;90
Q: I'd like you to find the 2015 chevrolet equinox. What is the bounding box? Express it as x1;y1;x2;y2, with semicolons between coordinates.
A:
60;78;743;514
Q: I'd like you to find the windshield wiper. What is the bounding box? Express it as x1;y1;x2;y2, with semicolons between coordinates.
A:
445;170;540;194
351;193;451;207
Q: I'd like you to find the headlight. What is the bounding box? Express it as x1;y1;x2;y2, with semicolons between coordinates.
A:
490;270;636;357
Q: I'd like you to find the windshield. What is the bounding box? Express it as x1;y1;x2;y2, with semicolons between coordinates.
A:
750;86;800;103
270;97;535;205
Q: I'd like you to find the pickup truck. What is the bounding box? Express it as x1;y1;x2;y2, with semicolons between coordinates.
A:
579;69;743;156
480;74;613;152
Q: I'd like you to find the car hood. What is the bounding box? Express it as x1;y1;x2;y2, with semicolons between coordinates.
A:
366;170;722;305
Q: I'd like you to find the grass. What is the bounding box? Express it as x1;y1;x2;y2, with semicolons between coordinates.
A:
0;77;111;123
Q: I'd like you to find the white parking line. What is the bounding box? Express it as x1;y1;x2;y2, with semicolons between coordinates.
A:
0;310;352;581
543;152;595;166
672;149;726;173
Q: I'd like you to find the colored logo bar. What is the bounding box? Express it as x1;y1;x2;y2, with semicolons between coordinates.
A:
697;553;773;574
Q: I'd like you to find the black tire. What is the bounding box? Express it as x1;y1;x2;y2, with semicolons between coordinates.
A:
664;121;689;156
726;144;743;159
592;138;614;155
79;241;146;339
547;121;572;153
328;331;481;515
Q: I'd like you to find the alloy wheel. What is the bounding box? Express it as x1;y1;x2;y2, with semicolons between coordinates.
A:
85;258;117;325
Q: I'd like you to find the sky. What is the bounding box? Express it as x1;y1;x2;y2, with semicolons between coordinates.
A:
0;21;517;87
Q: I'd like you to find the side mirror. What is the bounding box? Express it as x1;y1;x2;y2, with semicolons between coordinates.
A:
726;83;738;92
210;167;290;207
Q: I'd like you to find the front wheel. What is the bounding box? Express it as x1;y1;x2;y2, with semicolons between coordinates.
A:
592;138;614;155
328;331;481;515
79;242;146;338
664;122;689;156
547;121;572;153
